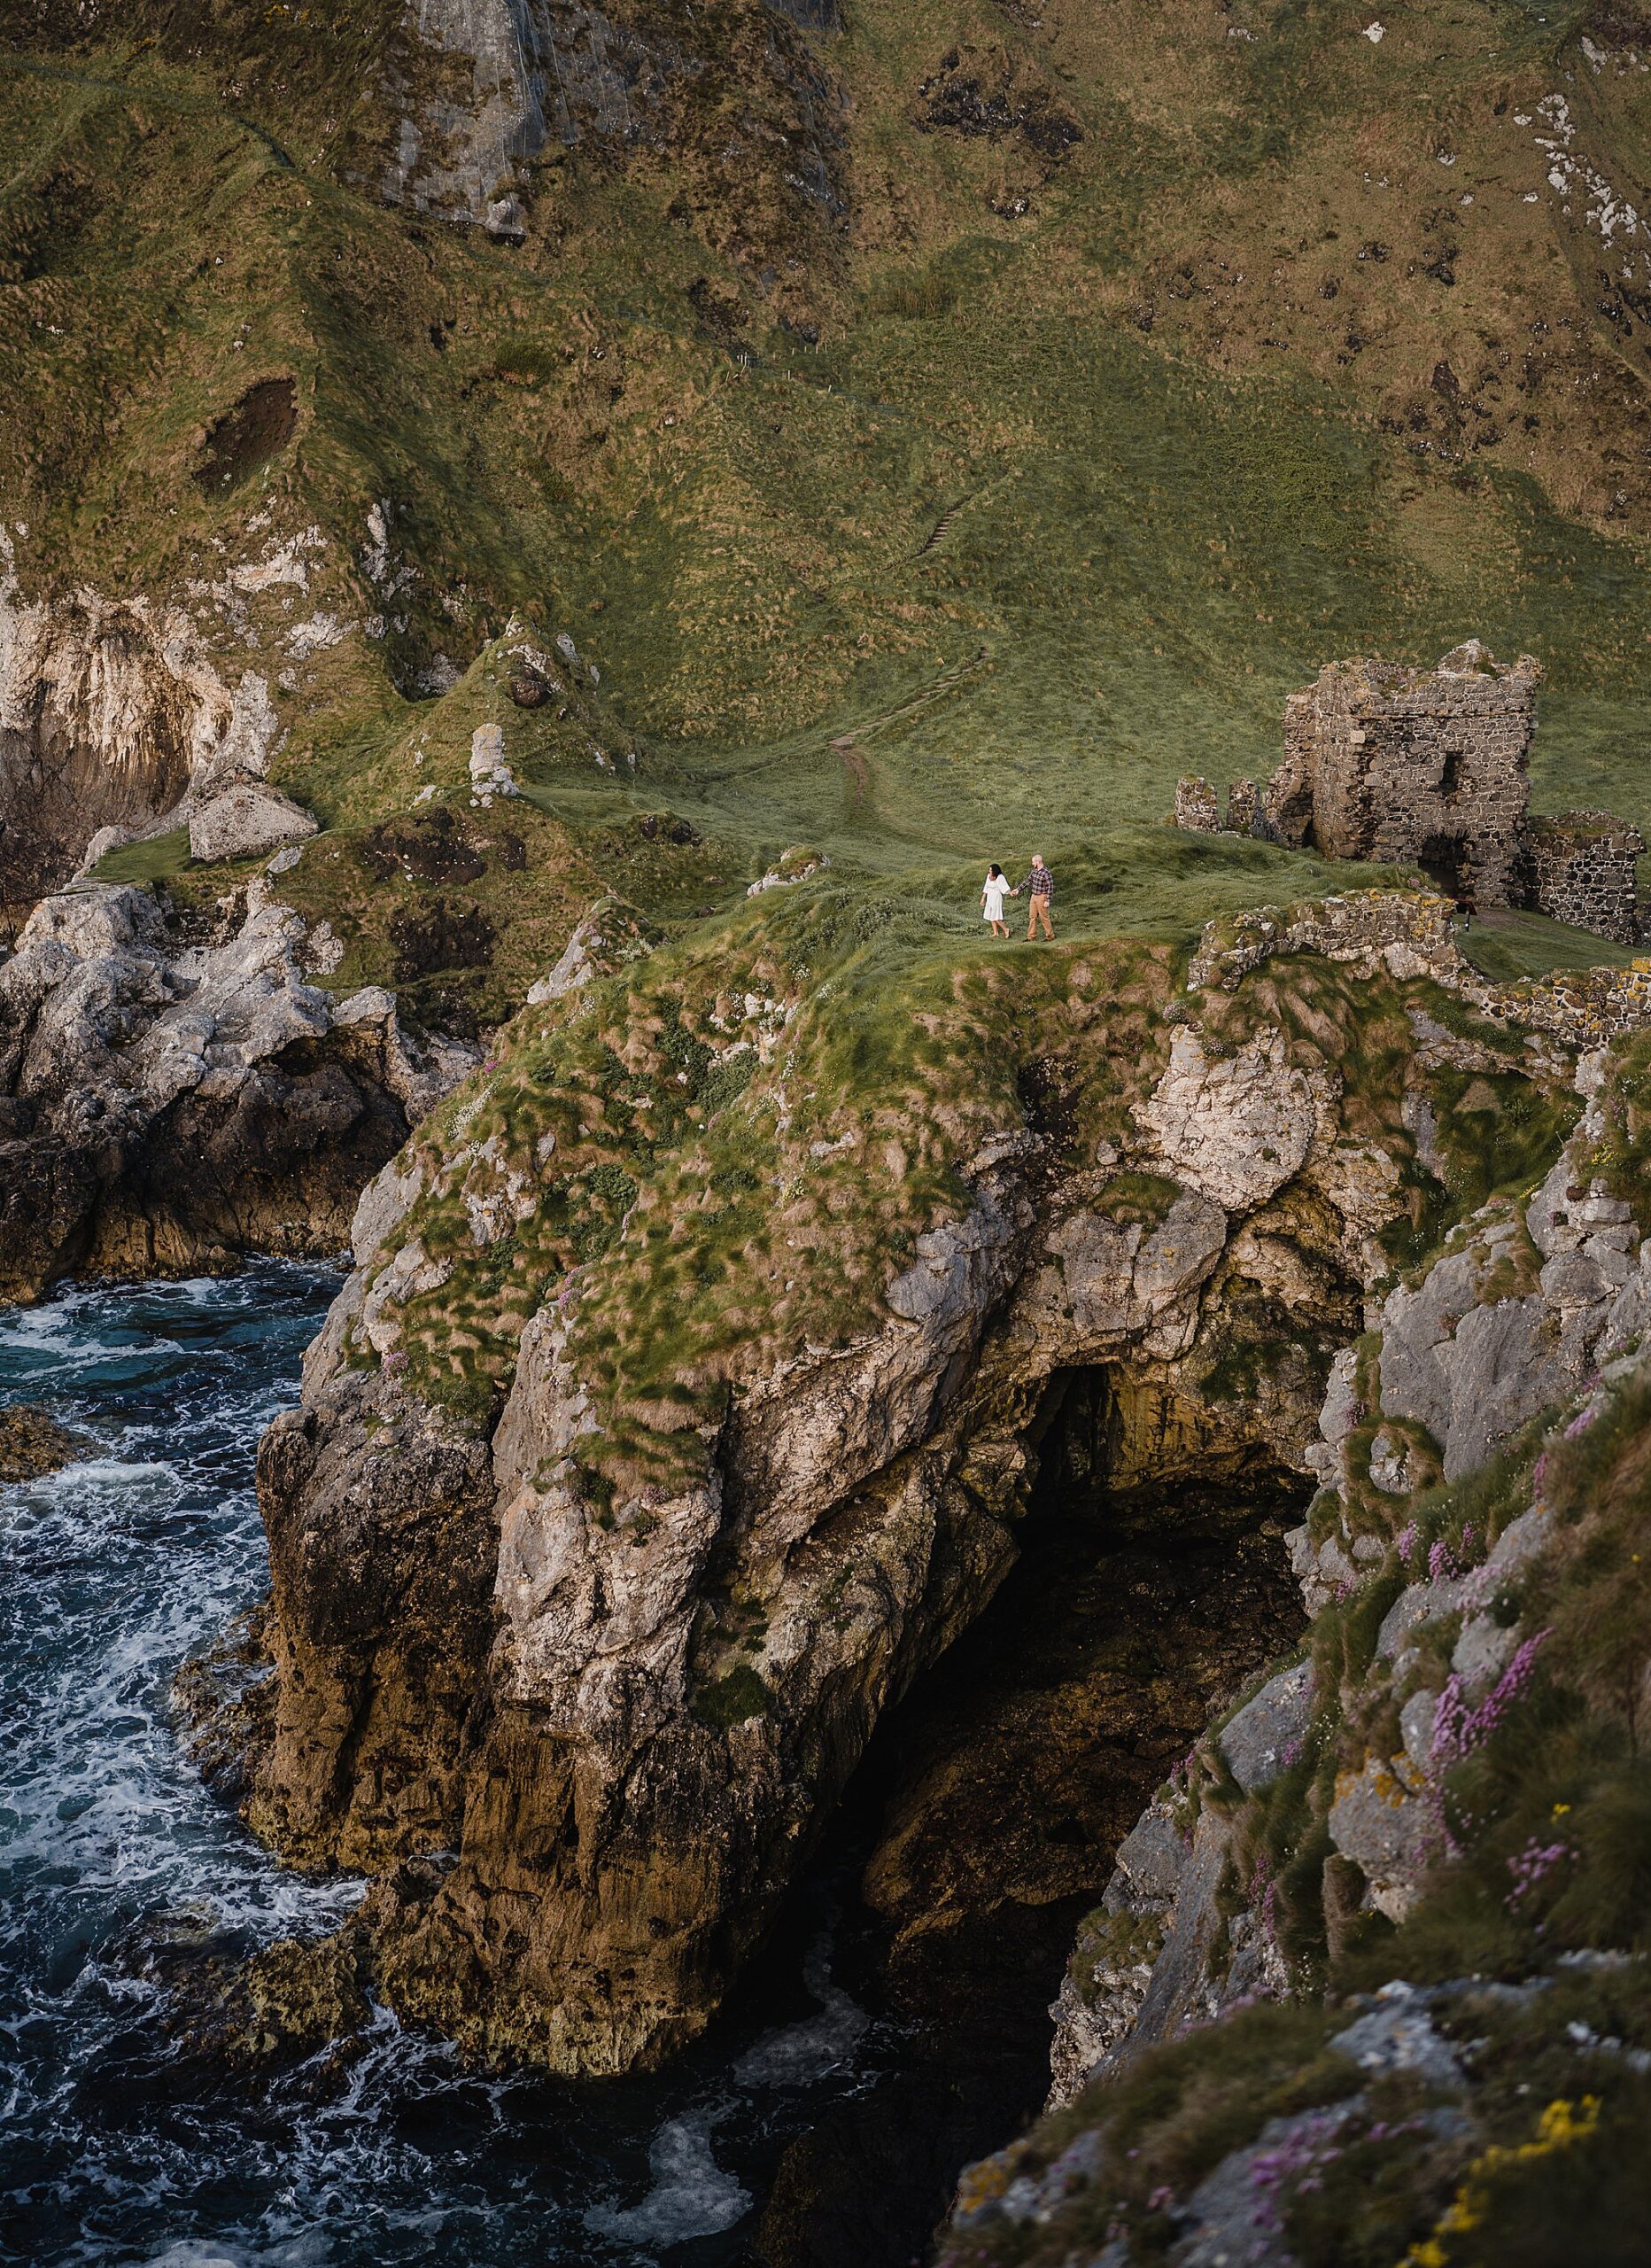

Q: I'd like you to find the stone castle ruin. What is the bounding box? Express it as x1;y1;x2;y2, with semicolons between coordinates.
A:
1176;641;1645;944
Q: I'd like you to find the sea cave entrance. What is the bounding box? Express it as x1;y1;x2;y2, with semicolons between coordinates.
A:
748;1363;1311;2268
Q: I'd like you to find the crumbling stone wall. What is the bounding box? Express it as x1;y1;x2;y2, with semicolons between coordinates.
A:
1267;641;1539;907
1172;641;1642;945
1189;885;1651;1050
1225;778;1260;836
1188;889;1461;993
1529;812;1645;944
1175;776;1220;831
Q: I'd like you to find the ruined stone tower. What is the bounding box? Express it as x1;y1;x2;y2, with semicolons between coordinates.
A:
1265;641;1540;906
1173;640;1643;943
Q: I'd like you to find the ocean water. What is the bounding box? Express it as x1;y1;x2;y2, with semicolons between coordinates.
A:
0;1270;885;2268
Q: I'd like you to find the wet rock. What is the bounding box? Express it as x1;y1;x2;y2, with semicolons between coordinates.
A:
0;1402;89;1480
164;1918;375;2090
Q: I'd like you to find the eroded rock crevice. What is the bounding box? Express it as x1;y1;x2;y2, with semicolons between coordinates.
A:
744;1402;1306;2268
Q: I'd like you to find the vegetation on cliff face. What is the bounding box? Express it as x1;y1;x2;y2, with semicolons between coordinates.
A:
345;844;1575;1503
9;0;1651;2251
945;1409;1651;2265
940;1034;1651;2268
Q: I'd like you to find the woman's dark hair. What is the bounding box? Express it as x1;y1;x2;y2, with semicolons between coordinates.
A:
988;862;1002;877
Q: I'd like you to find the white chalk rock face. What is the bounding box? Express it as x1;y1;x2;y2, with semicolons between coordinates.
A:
1139;1025;1321;1211
188;781;317;863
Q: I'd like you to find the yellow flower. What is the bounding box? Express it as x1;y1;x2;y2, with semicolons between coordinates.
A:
1553;1802;1571;1816
1396;2099;1601;2267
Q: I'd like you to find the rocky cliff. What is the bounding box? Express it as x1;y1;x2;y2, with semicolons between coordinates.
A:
215;882;1596;2078
940;1029;1651;2268
0;874;477;1300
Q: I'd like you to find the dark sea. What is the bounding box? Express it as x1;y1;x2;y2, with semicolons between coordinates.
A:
0;1269;888;2268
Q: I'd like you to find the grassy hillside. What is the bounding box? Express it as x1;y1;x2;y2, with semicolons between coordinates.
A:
2;0;1649;964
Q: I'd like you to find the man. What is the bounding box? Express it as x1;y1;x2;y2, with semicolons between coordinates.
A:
1015;853;1054;940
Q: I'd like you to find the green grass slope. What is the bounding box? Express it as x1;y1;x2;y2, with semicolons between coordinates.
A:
2;0;1648;964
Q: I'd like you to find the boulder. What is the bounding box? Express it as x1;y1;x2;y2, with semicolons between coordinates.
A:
189;782;317;864
1220;1659;1314;1793
1139;1026;1323;1212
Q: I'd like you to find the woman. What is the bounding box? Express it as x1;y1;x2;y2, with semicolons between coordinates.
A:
981;861;1011;937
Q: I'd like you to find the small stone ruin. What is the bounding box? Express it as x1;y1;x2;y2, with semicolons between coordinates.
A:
1175;641;1645;944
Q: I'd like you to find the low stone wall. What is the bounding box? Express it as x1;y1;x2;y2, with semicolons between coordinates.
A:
1480;958;1651;1043
1187;888;1460;992
1528;811;1645;945
1190;886;1651;1049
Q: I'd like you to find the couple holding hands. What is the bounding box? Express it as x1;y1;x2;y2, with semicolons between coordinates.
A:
981;855;1054;940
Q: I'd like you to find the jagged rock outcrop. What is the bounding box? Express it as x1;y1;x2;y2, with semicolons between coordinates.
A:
228;894;1591;2076
1038;1047;1649;2108
0;535;292;917
942;1031;1651;2268
0;880;477;1300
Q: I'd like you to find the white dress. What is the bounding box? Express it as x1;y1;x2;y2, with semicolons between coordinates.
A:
982;874;1010;921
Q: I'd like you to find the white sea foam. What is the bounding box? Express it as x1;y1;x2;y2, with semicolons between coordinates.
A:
3;1266;875;2264
732;1934;870;2086
585;2110;752;2248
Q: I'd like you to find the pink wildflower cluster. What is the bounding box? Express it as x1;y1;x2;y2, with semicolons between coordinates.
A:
1248;2110;1351;2228
1431;1632;1550;1769
1507;1834;1576;1909
1250;2110;1427;2235
1249;1850;1283;1946
1563;1402;1601;1441
1429;1536;1463;1583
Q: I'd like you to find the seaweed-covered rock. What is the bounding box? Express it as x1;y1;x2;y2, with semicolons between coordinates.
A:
0;1403;88;1480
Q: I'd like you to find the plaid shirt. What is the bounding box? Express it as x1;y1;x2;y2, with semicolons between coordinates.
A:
1021;865;1053;898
